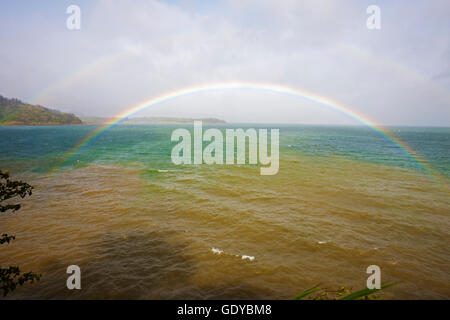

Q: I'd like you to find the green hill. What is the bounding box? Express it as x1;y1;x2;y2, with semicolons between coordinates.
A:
0;95;82;125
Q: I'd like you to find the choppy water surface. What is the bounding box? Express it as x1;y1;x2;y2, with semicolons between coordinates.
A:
0;125;449;299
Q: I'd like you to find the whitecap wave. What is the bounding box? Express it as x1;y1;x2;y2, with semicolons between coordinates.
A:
241;255;255;261
211;248;255;261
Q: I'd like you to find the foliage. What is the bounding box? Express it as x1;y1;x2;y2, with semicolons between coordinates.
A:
0;234;16;245
0;94;82;125
292;284;322;300
0;169;41;297
339;282;397;300
0;267;40;297
293;282;398;300
0;170;33;212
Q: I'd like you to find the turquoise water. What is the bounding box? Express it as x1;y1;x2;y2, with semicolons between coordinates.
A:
1;124;449;176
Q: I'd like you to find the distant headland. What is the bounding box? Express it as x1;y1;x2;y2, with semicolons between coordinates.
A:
0;94;226;126
0;95;82;126
81;116;227;125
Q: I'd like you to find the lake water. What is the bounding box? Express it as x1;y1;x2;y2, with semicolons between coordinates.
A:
0;124;449;299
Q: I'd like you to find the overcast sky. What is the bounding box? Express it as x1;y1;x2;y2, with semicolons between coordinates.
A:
0;0;449;125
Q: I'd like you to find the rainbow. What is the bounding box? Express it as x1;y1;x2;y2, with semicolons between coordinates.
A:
30;49;137;106
49;82;448;193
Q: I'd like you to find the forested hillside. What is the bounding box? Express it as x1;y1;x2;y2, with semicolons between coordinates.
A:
0;95;82;125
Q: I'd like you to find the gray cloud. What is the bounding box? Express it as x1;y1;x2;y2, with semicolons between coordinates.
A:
0;0;449;125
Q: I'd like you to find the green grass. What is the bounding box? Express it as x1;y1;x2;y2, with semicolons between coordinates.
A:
293;282;398;300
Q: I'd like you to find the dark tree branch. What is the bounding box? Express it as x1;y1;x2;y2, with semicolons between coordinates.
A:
0;169;40;296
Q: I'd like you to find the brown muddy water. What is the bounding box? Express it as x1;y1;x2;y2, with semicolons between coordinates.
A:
1;153;449;299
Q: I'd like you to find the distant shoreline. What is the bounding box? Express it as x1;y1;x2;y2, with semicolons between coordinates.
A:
80;116;227;125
